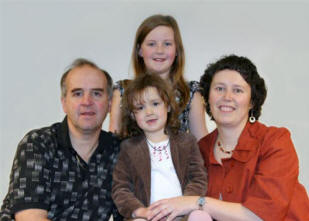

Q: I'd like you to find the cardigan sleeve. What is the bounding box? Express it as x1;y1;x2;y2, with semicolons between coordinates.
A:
243;127;300;220
182;134;208;196
112;142;145;219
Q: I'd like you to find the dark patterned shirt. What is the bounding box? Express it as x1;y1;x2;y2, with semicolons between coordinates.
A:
115;80;201;133
0;118;123;221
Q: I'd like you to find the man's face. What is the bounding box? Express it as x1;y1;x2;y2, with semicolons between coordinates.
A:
61;65;110;135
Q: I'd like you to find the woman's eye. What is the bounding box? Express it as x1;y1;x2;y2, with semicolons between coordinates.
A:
215;87;224;92
234;88;243;93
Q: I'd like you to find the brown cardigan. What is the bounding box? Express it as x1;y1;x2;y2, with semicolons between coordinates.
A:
112;132;207;219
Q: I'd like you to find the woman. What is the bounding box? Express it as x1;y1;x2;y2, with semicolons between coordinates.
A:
148;55;309;221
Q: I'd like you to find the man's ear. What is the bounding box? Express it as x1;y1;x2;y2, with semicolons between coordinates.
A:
61;97;67;114
108;99;112;113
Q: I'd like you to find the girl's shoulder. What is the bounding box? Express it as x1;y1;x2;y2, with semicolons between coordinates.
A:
114;79;132;96
187;80;202;93
120;135;145;149
170;131;197;144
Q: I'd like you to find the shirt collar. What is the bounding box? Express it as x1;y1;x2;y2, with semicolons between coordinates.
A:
57;116;74;151
56;116;117;154
209;122;260;164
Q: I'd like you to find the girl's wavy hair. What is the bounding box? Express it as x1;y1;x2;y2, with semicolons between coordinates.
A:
131;14;189;113
120;74;180;138
200;54;267;120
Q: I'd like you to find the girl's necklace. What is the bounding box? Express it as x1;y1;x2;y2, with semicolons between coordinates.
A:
146;139;170;161
217;141;234;155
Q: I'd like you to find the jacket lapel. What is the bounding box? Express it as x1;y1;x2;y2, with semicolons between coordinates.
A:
133;137;151;205
170;133;187;189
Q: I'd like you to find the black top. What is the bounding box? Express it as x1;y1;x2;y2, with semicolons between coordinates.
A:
0;117;123;221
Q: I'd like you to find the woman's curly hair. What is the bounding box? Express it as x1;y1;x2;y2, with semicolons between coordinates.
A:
200;54;267;120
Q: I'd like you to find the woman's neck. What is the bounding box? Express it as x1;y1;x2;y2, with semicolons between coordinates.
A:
216;121;247;149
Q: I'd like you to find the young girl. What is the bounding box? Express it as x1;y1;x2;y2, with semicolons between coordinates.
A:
112;74;212;221
109;14;208;141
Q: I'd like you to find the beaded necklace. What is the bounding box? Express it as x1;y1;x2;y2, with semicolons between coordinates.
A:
217;141;234;155
146;139;170;161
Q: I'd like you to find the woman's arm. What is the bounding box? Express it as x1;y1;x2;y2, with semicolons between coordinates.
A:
109;89;122;133
149;196;262;221
188;92;208;141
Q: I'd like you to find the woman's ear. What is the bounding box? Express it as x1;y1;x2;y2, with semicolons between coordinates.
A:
167;105;171;112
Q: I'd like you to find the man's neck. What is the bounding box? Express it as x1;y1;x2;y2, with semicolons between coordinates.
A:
68;126;101;163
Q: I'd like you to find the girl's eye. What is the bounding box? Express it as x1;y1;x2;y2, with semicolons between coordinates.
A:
164;42;172;46
135;105;144;111
153;102;160;106
147;42;155;47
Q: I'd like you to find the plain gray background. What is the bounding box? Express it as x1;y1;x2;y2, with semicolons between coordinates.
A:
1;0;309;203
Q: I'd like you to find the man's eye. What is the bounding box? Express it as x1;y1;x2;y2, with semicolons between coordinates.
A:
73;92;82;97
93;91;102;97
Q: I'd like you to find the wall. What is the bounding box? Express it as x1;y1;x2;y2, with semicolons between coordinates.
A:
1;0;309;202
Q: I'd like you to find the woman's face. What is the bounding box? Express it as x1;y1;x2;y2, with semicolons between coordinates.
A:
138;25;176;80
208;69;252;129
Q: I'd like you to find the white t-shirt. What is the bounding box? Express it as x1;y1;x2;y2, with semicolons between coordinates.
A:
147;139;182;204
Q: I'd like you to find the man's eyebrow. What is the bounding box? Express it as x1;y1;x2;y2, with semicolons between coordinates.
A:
91;88;104;92
71;88;82;93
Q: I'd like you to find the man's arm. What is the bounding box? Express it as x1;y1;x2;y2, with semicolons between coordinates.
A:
15;209;50;221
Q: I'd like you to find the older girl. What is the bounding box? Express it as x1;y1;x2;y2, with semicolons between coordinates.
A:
109;14;208;140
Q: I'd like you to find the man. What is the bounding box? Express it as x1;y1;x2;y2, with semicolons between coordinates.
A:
0;58;122;221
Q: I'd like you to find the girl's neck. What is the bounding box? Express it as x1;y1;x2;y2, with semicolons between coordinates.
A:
145;131;169;143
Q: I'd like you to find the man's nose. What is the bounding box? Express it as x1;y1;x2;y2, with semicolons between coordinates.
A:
81;94;93;105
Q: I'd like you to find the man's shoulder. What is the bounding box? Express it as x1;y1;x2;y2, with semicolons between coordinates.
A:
99;130;121;152
18;122;62;151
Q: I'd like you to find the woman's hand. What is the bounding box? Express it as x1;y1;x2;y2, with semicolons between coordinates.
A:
148;196;199;221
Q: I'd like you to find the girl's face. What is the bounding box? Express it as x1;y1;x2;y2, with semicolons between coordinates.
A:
132;87;169;140
139;25;176;80
208;69;252;129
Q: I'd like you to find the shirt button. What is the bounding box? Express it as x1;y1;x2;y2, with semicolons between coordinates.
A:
226;185;233;193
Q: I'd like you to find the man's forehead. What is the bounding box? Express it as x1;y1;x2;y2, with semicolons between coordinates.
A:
66;66;107;87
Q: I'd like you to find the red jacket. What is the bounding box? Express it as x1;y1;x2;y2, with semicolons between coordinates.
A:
199;121;309;221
